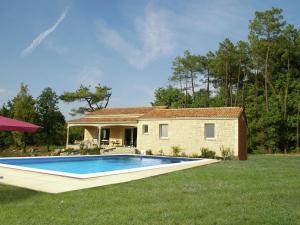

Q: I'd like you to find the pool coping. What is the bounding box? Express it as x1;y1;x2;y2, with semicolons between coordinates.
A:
0;154;219;193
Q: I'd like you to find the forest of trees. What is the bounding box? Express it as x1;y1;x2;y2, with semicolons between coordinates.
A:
152;8;300;153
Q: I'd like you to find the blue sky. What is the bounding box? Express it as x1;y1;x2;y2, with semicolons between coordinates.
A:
0;0;299;118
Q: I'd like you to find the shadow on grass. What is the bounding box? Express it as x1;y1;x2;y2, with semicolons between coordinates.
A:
0;184;40;204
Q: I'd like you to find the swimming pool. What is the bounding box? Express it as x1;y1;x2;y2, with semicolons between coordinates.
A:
0;155;201;179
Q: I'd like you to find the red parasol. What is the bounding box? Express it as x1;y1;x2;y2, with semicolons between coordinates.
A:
0;116;41;133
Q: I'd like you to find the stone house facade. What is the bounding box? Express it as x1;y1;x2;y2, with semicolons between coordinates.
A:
67;106;247;160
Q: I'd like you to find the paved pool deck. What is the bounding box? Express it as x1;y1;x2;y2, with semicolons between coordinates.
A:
0;157;219;193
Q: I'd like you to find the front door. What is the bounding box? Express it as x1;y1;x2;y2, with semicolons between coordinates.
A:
124;128;137;147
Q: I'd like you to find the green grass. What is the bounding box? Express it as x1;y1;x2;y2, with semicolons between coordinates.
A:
0;155;299;225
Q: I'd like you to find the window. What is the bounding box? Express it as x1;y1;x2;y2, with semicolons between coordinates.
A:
204;124;215;139
159;124;168;139
142;124;149;134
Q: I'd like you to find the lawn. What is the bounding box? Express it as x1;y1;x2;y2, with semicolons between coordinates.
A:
0;155;299;225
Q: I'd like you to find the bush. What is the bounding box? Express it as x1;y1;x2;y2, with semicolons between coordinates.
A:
171;146;181;156
135;149;141;154
200;148;216;159
191;153;199;158
81;147;101;155
219;146;234;160
158;149;164;156
180;152;187;157
145;150;153;155
79;143;84;150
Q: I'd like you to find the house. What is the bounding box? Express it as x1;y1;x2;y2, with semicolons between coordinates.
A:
67;106;247;160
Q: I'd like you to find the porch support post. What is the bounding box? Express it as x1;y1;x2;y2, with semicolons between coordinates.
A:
98;126;101;147
66;125;70;148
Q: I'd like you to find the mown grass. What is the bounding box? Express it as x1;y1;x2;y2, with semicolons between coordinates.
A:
0;155;299;225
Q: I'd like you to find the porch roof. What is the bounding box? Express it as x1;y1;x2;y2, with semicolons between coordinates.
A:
86;106;167;116
68;117;138;124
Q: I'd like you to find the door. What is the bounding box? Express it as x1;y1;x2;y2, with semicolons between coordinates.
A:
124;128;137;147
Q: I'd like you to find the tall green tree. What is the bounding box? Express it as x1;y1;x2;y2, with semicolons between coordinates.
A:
170;51;202;104
11;83;37;151
36;87;65;151
152;86;187;108
214;38;238;106
60;84;112;116
249;7;286;111
0;102;13;150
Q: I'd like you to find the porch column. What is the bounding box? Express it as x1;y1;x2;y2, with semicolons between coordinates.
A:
98;126;101;147
66;125;70;148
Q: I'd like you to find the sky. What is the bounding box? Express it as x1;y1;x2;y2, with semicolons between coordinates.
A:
0;0;299;119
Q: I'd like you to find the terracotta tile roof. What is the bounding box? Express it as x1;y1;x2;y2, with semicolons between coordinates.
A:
68;117;138;123
140;107;244;119
87;106;167;115
68;107;244;124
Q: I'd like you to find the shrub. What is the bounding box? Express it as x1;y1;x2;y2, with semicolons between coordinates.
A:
80;147;100;155
145;150;153;155
200;148;216;159
180;152;187;157
191;153;199;158
135;149;141;154
79;143;84;150
172;146;181;156
158;149;164;156
219;146;234;160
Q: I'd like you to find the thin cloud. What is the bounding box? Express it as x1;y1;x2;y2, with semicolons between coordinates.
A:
77;66;103;87
21;7;69;56
97;3;174;69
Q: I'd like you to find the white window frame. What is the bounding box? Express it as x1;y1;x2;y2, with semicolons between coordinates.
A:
159;124;169;139
142;124;149;134
204;123;215;140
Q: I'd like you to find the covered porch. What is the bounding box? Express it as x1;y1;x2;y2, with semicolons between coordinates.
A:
66;124;137;149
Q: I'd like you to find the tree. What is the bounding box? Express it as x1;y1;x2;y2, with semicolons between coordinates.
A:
200;51;215;107
249;7;286;111
0;102;14;150
36;87;65;151
235;41;250;106
214;38;238;106
170;51;202;103
60;84;112;116
151;86;187;108
11;83;37;151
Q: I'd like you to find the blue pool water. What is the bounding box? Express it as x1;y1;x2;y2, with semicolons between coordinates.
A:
0;155;197;174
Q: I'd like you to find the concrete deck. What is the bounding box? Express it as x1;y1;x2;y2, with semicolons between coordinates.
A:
0;158;219;194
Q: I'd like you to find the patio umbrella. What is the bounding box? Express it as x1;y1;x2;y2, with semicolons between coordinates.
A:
0;116;41;133
0;116;40;179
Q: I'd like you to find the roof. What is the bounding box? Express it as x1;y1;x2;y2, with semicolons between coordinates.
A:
68;117;138;124
67;106;244;124
86;106;167;115
140;107;244;119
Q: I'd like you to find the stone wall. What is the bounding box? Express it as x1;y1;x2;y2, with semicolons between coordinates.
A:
137;118;239;157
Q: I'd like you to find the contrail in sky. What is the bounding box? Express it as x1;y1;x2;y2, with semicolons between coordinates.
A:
21;7;69;56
